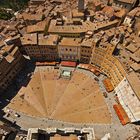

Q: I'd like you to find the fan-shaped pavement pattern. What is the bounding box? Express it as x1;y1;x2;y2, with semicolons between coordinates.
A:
6;68;111;124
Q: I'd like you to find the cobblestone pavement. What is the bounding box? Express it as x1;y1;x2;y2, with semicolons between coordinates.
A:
3;109;138;140
3;67;140;140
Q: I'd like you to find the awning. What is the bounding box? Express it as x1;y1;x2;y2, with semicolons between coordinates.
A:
77;64;101;76
113;104;130;125
61;61;77;67
36;61;56;66
103;78;114;92
77;64;90;69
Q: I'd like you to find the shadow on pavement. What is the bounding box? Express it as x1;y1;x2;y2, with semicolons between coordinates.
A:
0;60;36;114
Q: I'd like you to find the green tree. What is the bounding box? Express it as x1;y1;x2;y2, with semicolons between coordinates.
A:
0;0;29;11
0;9;13;20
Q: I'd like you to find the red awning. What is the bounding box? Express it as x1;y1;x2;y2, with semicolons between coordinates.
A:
36;61;56;66
103;78;114;92
113;104;130;125
61;61;77;67
77;64;101;76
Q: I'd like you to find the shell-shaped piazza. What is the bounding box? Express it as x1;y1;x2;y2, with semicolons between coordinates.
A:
7;68;111;124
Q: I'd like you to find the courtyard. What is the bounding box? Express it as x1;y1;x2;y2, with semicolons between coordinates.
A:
5;66;111;124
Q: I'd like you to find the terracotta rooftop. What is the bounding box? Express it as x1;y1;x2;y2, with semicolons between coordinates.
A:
72;9;84;17
126;44;138;53
22;12;42;21
59;38;81;46
0;45;19;64
104;28;115;37
130;63;140;72
21;33;37;45
0;45;14;55
130;49;140;63
48;19;119;34
5;54;14;63
10;46;18;56
128;7;140;16
81;39;94;47
38;34;59;46
127;72;140;100
48;20;86;34
114;9;126;18
26;21;47;33
102;6;114;17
